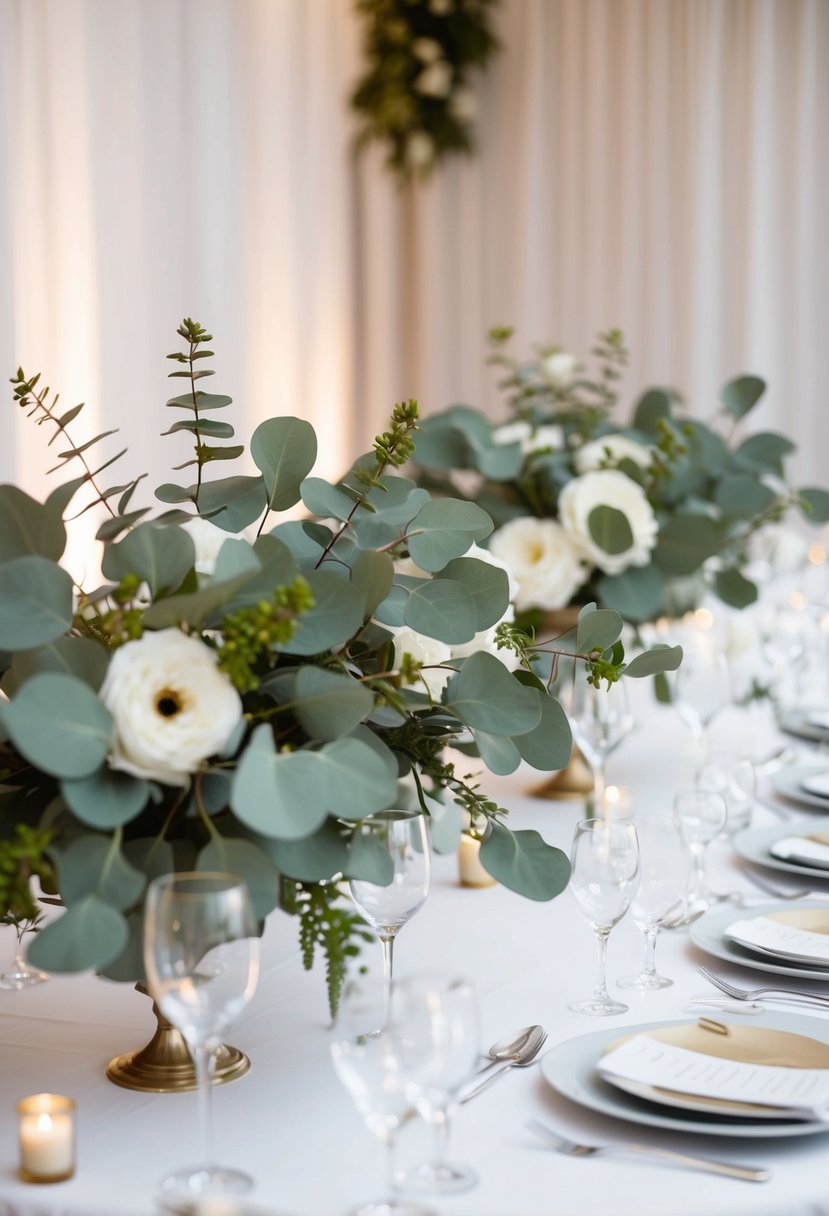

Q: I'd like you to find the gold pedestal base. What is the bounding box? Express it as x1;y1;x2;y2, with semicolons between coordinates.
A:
529;745;595;801
106;986;250;1093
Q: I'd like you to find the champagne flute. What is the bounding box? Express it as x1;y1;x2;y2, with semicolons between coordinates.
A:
349;813;431;1024
568;818;639;1015
143;872;260;1200
390;973;479;1196
696;751;756;837
564;678;634;811
618;818;689;990
674;643;730;759
0;912;48;990
331;977;436;1216
673;788;727;913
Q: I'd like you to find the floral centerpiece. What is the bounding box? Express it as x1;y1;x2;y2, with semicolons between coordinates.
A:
411;329;829;627
0;320;680;1015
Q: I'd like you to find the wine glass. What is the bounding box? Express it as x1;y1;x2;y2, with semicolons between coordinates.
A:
143;872;260;1201
389;973;479;1196
673;788;727;913
330;977;436;1216
349;813;431;1025
568;818;640;1015
674;641;730;758
564;678;634;811
695;751;756;837
0;912;48;990
617;817;689;990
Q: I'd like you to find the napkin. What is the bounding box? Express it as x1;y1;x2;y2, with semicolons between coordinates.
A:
771;834;829;869
800;771;829;798
597;1034;829;1118
724;914;829;964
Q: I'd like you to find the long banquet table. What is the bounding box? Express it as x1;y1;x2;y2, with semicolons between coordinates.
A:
2;695;829;1216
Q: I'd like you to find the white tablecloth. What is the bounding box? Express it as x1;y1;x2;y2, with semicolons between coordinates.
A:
2;698;829;1216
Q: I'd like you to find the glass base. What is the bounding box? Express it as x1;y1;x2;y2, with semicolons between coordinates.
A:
348;1200;437;1216
398;1159;478;1196
158;1164;253;1206
569;996;628;1016
0;958;48;989
617;972;673;991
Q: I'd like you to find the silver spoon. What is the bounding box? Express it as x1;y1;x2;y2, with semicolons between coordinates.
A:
459;1024;547;1103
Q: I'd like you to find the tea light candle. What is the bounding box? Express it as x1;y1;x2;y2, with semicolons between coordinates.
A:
458;834;496;888
17;1093;75;1183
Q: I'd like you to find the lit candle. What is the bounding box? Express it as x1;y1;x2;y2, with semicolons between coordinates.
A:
458;834;496;888
17;1094;75;1183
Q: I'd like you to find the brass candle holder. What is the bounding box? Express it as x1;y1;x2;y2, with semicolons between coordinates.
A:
106;984;250;1093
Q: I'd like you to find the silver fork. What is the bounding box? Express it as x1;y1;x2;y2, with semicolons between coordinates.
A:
698;965;829;1008
526;1120;769;1183
741;871;829;901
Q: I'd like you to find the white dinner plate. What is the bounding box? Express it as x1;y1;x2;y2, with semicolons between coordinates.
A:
771;764;829;811
690;899;829;980
539;1011;829;1137
777;710;829;745
733;819;829;881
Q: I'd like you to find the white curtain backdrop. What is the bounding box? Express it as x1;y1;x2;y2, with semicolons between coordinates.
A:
0;0;827;522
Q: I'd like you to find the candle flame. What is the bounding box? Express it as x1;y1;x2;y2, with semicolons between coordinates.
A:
36;1113;52;1132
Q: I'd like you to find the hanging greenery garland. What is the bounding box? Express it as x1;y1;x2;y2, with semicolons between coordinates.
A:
351;0;501;181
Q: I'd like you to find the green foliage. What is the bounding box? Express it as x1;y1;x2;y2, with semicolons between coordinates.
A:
351;0;501;181
286;879;374;1020
0;825;54;922
218;578;314;691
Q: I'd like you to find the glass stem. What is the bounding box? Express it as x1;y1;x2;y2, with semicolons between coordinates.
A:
690;844;706;901
193;1044;216;1169
642;925;659;979
382;1129;397;1197
593;759;607;816
592;927;611;1003
379;933;396;1026
432;1104;450;1167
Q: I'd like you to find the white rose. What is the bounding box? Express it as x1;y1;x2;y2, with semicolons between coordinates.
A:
181;516;236;576
574;434;653;475
388;625;452;700
451;604;521;672
491;421;564;455
540;351;577;391
749;523;808;576
415;61;453;99
489;517;587;612
558;469;658;575
100;629;243;786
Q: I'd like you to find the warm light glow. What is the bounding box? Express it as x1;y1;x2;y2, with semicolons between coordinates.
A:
605;785;621;805
36;1113;52;1133
809;543;826;566
789;591;806;611
693;608;714;630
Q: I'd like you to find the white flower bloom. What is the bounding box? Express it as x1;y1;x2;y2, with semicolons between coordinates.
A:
388;625;452;700
489;517;587;611
574;434;653;475
491;421;564;455
406;131;435;169
412;37;442;63
540;351;577;391
749;523;808;576
558;469;658;575
100;629;243;787
415;61;453;99
449;87;477;122
181;516;236;576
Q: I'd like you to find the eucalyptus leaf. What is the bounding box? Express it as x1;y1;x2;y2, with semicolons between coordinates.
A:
799;487;829;524
0;555;74;649
1;636;109;698
633;388;673;434
445;653;540;735
286;570;364;654
345;831;394;885
714;567;758;610
231;726;329;840
102;522;195;596
211;538;260;583
267;821;350;882
294;667;374;742
55;833;146;911
439;557;509;629
513;691;572;770
197;475;268;532
720;374;766;420
469;728;521;774
27;896;129;973
479;824;571;901
349;550;395;616
61;770;150;829
427;800;462;855
269;520;332;568
714;474;777;519
595;565;667;623
316;738;398;819
403;579;477;644
0;485;66;563
122;837;175;884
412;418;474;470
2;672;112;779
654;514;721;576
587;505;634;556
197;836;278;920
406;499;493;572
251;417;318;513
142;570;258;629
732;432;795;478
623;644;683;678
300;477;357;521
576;607;623;655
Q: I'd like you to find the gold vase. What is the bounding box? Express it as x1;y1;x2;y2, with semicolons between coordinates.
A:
528;606;595;800
106;984;250;1093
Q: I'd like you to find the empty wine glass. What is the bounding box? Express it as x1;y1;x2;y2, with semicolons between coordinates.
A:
349;813;431;1024
564;678;634;811
568;818;640;1015
696;751;756;837
331;977;436;1216
674;640;730;758
143;872;260;1201
0;912;48;990
618;818;689;990
390;973;479;1196
673;788;727;913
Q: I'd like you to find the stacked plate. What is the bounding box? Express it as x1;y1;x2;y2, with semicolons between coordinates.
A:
778;708;829;745
771;763;829;811
734;818;829;880
540;1012;829;1137
690;899;829;981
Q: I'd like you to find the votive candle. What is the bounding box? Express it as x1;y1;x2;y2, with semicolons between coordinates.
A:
458;834;496;888
17;1093;76;1183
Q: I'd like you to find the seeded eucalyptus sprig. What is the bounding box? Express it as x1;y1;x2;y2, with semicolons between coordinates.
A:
218;578;315;693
